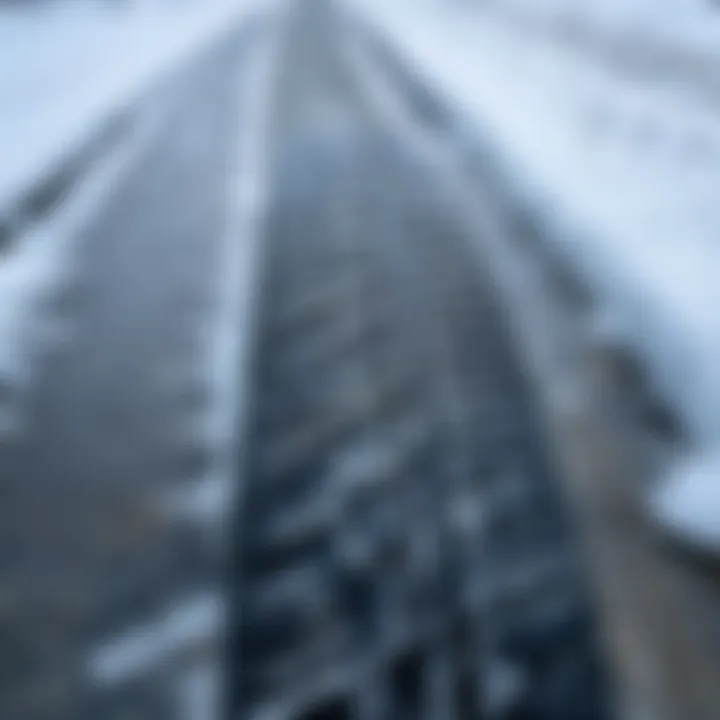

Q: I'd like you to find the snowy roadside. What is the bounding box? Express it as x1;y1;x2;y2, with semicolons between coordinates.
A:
0;0;267;215
87;7;284;715
480;0;720;111
0;0;268;434
483;0;720;64
0;105;161;433
350;1;720;548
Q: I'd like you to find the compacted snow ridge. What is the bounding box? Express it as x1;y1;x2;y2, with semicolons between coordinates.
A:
352;0;720;550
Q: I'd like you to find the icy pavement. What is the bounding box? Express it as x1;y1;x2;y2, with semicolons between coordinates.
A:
650;452;720;555
478;0;720;114
0;0;269;435
351;0;720;548
0;8;277;714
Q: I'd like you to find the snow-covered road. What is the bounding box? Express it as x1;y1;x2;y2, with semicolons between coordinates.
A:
0;0;270;438
350;0;720;547
0;0;268;211
485;0;720;64
0;9;276;714
479;0;720;118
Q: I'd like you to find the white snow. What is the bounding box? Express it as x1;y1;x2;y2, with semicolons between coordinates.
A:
650;453;720;553
0;0;270;436
488;0;720;61
351;1;720;543
0;104;161;434
165;0;283;527
0;0;268;212
89;592;224;686
111;13;283;718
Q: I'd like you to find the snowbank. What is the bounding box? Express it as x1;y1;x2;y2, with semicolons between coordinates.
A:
352;0;720;546
0;0;264;214
492;0;720;61
0;0;268;434
650;452;720;554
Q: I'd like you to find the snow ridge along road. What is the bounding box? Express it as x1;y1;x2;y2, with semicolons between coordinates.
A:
350;0;720;553
0;8;275;718
0;0;273;447
0;0;273;223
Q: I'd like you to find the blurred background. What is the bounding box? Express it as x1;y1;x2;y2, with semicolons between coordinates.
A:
2;0;720;718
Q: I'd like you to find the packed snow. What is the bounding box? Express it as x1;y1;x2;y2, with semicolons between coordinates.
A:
0;0;267;212
90;15;281;717
487;0;720;61
352;0;720;547
0;116;156;433
650;452;720;554
0;0;268;435
89;592;224;685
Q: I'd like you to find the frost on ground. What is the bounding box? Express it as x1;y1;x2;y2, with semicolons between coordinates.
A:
352;0;720;547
